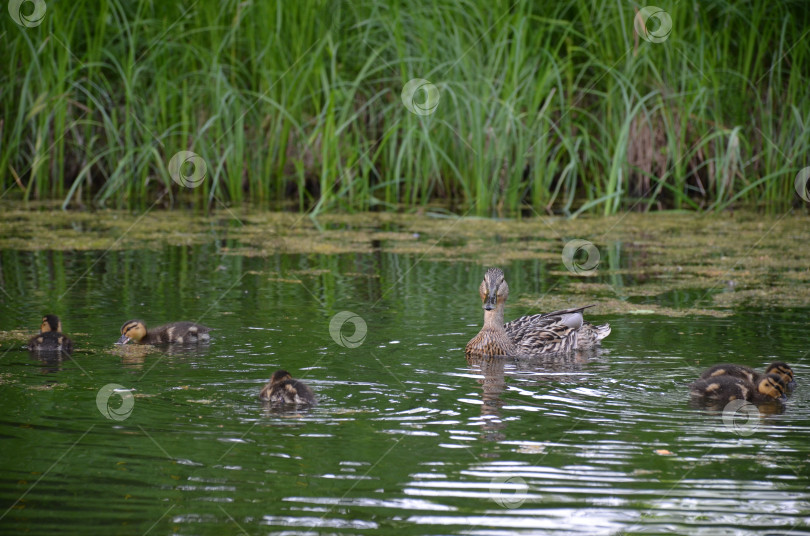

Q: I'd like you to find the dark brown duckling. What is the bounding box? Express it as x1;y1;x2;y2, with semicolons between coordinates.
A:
690;373;787;406
116;320;211;345
259;369;317;405
699;361;795;390
28;315;73;353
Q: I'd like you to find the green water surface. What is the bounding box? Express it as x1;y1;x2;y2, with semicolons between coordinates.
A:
0;237;808;535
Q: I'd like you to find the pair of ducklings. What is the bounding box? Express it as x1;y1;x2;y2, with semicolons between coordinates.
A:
117;321;315;405
690;361;795;405
27;316;212;351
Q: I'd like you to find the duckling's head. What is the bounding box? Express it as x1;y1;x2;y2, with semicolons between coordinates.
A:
765;361;794;386
479;267;509;311
117;320;147;345
40;315;61;333
756;374;787;400
270;369;293;385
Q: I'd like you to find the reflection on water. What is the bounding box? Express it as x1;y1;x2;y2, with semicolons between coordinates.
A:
0;244;808;535
466;354;508;443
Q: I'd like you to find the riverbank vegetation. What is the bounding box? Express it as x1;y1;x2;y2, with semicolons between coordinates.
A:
2;0;809;215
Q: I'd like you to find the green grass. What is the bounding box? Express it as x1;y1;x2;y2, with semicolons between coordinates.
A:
1;0;808;215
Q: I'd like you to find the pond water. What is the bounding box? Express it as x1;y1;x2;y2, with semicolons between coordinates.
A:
0;212;809;535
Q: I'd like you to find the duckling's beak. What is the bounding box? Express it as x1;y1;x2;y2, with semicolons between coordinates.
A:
115;334;131;345
787;380;797;390
483;288;497;311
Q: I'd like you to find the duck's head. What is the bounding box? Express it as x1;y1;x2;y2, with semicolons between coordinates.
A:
117;320;146;345
479;267;509;311
756;374;787;401
270;369;292;385
765;361;795;388
40;315;62;333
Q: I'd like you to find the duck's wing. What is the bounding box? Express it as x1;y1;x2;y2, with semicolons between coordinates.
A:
504;305;593;340
515;323;580;355
505;306;594;355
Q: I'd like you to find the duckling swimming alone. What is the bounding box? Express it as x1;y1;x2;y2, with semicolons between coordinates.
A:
116;320;211;345
259;370;317;405
465;267;610;357
28;315;73;352
699;361;795;389
689;373;787;406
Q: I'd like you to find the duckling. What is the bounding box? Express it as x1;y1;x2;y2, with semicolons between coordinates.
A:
689;373;787;406
259;369;317;405
465;267;610;357
116;320;211;345
28;315;73;352
699;361;795;389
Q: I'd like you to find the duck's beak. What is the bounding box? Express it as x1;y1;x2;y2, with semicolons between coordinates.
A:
483;287;497;311
115;334;131;345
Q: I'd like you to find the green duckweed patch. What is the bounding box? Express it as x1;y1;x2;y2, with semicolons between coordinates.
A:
0;204;808;313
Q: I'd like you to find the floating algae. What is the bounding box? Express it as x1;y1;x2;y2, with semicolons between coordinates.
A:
0;203;808;312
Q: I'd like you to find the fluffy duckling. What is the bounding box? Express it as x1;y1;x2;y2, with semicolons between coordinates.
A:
699;361;795;389
28;315;73;352
116;320;211;345
689;373;787;405
259;369;317;405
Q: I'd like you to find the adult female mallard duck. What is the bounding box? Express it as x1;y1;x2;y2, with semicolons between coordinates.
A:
28;315;73;353
116;320;211;345
689;373;787;405
259;369;317;405
699;362;795;390
465;267;610;357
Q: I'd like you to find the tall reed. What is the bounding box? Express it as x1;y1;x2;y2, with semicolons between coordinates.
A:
1;0;808;215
